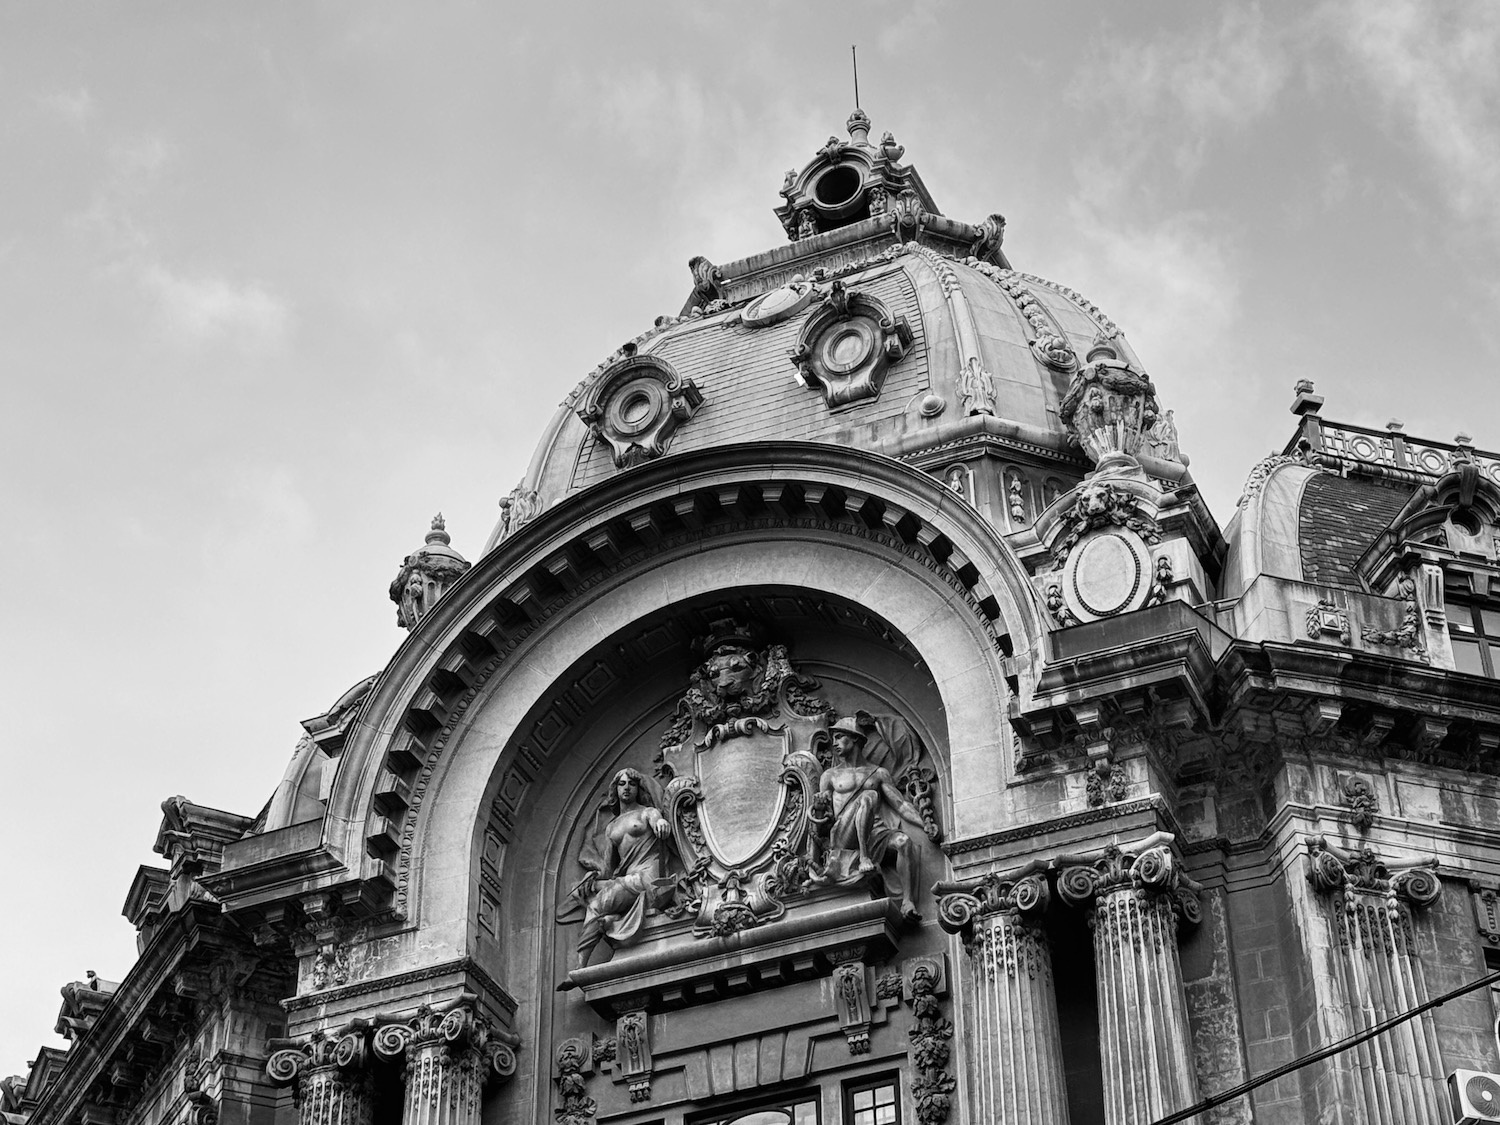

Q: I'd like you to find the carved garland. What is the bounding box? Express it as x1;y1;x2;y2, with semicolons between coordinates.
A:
904;958;955;1125
906;244;995;416
1360;573;1429;663
1049;481;1161;566
554;1038;595;1125
1237;453;1309;509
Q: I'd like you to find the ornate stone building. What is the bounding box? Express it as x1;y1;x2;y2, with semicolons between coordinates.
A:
8;110;1500;1125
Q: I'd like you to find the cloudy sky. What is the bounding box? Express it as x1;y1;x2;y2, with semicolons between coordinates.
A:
3;0;1498;1075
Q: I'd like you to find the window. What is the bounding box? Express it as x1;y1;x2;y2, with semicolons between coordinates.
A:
697;1094;818;1125
1446;602;1500;677
844;1077;899;1125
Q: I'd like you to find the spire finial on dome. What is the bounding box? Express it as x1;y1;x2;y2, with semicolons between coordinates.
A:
391;514;469;631
847;107;871;146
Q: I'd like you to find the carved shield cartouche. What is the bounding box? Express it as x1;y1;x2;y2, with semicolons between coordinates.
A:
690;721;789;868
655;623;833;937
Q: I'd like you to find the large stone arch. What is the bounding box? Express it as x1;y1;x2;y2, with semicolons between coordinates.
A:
316;445;1046;972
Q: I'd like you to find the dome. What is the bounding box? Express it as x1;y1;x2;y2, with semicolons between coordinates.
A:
486;112;1185;553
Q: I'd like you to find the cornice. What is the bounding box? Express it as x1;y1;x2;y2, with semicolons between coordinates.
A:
279;956;516;1018
941;795;1177;857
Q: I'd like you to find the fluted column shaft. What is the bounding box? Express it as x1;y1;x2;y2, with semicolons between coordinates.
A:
937;872;1070;1125
1058;838;1201;1125
1091;885;1197;1123
399;1041;484;1125
297;1067;374;1125
267;1025;374;1125
1306;836;1446;1125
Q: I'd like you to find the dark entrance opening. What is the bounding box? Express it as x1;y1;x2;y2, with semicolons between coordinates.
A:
1047;908;1106;1124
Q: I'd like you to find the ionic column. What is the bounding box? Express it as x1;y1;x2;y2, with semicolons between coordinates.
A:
1058;835;1201;1125
373;998;519;1125
937;870;1070;1124
267;1023;374;1125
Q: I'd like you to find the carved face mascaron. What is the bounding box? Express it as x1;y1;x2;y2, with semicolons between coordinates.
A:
704;645;758;699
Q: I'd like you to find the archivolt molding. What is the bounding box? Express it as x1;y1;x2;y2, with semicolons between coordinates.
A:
393;525;1000;923
317;445;1045;926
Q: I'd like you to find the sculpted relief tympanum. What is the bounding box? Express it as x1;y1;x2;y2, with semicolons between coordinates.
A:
558;618;943;979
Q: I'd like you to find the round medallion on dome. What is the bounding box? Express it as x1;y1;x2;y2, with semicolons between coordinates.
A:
575;354;704;469
742;277;815;328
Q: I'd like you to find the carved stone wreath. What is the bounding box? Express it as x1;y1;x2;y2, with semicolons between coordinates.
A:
576;354;703;469
789;281;913;409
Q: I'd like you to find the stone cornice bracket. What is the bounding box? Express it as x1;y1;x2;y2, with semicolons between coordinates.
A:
934;862;1050;944
684;255;725;314
1304;835;1442;909
370;995;518;1085
575;353;702;469
1055;832;1204;929
789;280;913;409
266;1020;373;1094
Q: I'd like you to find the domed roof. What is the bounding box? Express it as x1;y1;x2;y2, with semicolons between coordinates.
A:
484;112;1171;554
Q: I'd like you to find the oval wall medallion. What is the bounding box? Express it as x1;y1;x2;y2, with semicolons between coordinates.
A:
1062;529;1151;622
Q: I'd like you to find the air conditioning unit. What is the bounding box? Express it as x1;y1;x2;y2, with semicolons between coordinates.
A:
1449;1069;1500;1124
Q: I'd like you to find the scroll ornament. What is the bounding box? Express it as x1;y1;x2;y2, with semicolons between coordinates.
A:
266;1022;372;1097
1305;836;1441;908
370;998;519;1085
1056;842;1203;929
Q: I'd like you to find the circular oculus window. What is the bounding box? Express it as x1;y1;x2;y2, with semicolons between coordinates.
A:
605;378;668;438
813;163;863;209
815;319;876;374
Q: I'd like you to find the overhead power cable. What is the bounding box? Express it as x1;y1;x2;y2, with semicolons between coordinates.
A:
1148;966;1500;1125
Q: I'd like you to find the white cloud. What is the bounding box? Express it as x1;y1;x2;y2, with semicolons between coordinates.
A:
140;263;290;351
1057;207;1241;378
557;65;710;156
1324;0;1500;239
1073;6;1289;177
875;0;947;56
37;87;95;128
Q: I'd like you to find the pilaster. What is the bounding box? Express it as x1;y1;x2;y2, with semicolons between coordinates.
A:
1304;836;1446;1125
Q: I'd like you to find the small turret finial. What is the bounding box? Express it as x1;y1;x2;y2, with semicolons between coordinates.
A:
425;513;451;546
